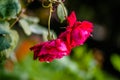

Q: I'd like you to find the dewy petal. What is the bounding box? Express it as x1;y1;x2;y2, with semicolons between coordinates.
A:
67;11;77;27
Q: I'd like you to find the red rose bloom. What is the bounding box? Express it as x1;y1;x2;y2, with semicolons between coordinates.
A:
59;11;93;48
30;11;93;62
30;39;70;62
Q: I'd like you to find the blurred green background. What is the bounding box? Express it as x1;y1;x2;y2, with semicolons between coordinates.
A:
0;0;120;80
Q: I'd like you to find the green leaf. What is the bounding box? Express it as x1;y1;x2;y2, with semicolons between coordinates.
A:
0;35;11;51
30;24;48;41
19;19;32;36
19;16;40;36
24;16;39;24
8;30;19;52
30;24;57;41
0;21;10;34
0;30;19;62
57;3;68;23
0;0;21;19
0;21;11;51
0;53;6;63
111;54;120;71
0;21;11;62
30;24;47;34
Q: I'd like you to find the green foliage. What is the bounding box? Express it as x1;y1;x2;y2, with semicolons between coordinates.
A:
22;16;39;23
111;54;120;72
0;53;6;63
72;46;97;79
19;19;32;36
57;3;67;23
0;30;19;60
0;0;20;62
30;24;57;41
0;21;19;62
0;21;10;62
0;21;11;51
72;46;119;80
0;46;118;80
0;0;21;19
19;15;57;41
0;35;11;51
0;35;11;62
19;16;39;36
9;30;19;51
0;21;10;34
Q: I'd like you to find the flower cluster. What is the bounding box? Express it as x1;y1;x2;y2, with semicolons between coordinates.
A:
30;11;93;62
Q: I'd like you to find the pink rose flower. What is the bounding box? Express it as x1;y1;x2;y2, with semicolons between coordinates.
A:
59;11;93;48
30;39;70;62
30;11;93;62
